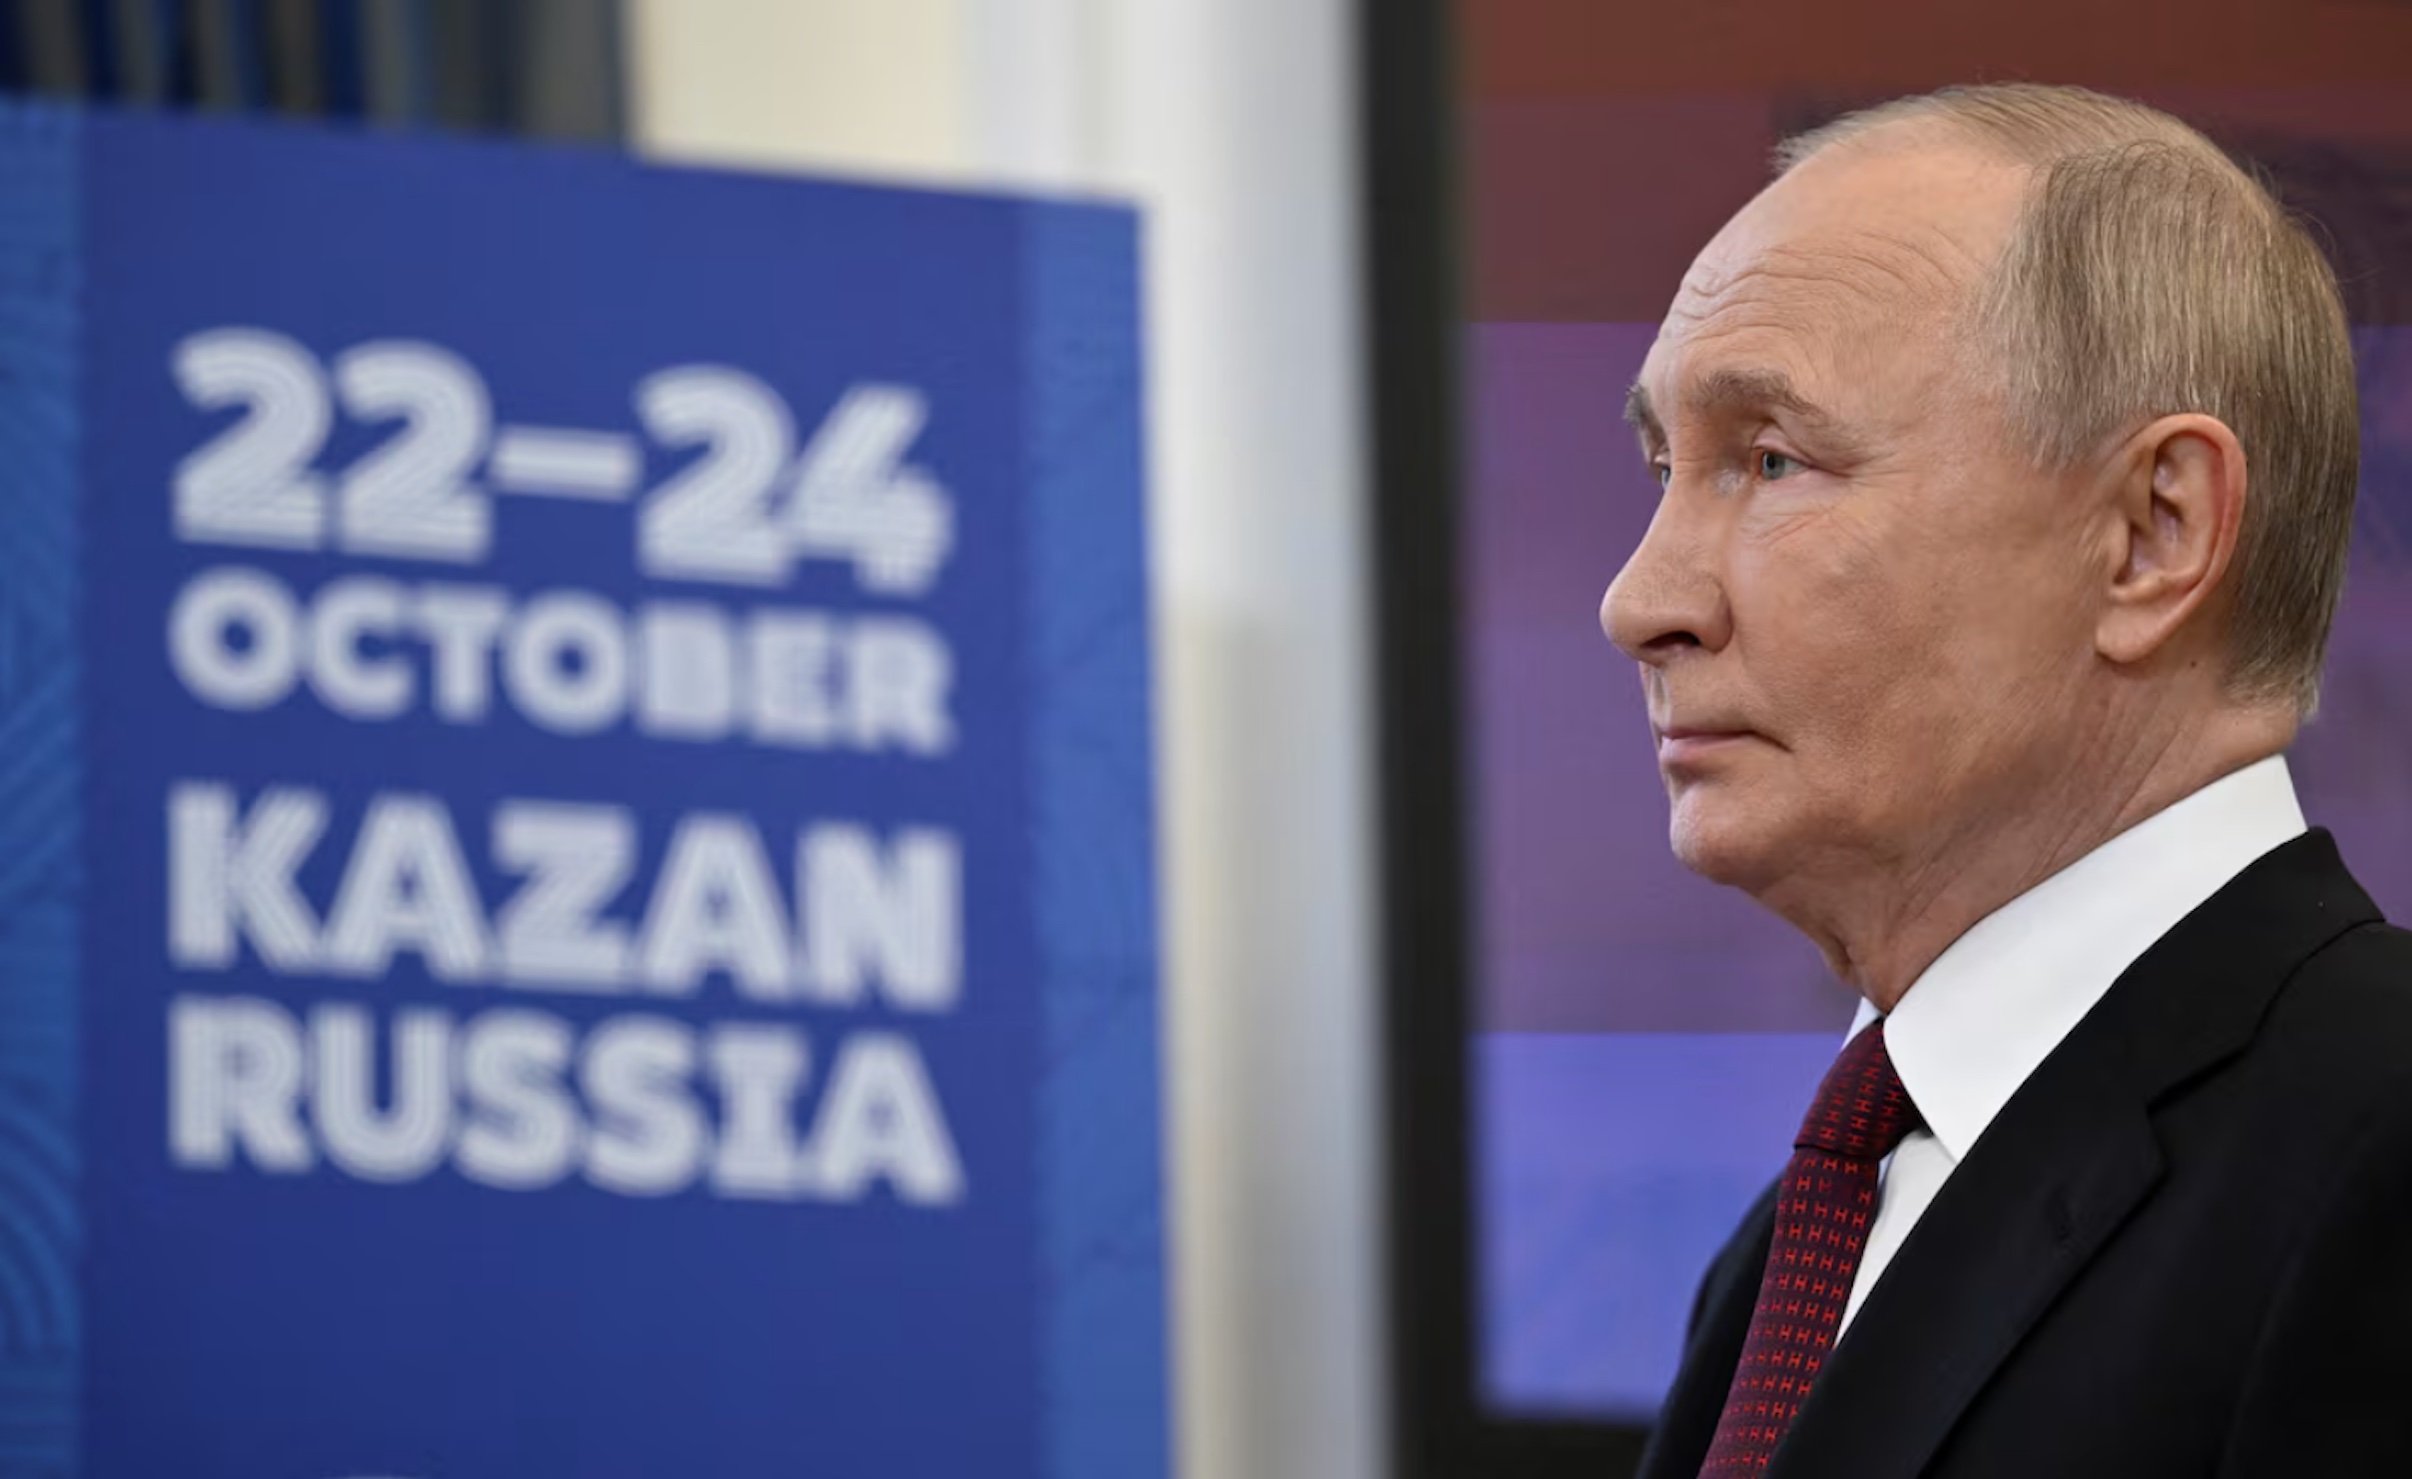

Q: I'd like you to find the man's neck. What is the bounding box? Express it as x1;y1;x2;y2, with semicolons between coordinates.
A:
1784;706;2296;1012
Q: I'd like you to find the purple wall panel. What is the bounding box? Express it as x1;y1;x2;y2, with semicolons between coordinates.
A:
1476;1033;1832;1417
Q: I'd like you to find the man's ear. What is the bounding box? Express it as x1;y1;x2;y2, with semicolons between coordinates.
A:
2096;412;2249;670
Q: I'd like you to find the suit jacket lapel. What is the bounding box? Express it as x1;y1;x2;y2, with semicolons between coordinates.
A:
1766;1022;2162;1479
1760;830;2378;1479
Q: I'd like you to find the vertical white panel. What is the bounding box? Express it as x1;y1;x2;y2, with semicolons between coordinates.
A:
623;4;1384;1476
622;0;972;179
963;0;1094;189
1086;6;1385;1479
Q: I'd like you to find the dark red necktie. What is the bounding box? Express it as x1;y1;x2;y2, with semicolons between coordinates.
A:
1699;1019;1923;1478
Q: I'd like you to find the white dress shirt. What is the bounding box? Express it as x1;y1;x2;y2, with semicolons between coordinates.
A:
1833;754;2308;1338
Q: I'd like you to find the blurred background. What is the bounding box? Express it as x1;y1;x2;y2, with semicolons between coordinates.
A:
1445;7;2412;1470
6;3;2412;1478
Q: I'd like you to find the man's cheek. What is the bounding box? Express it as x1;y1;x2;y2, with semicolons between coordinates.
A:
1744;501;1841;552
1737;523;1898;636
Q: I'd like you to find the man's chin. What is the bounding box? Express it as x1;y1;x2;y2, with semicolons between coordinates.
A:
1666;798;1787;892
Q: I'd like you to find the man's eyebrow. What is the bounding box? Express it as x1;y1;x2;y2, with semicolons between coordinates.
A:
1623;382;1662;444
1625;369;1856;461
1684;367;1838;432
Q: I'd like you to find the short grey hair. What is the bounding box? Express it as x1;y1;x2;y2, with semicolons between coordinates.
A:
1780;83;2359;714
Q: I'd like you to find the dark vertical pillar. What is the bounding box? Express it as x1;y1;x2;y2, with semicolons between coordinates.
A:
20;0;89;96
507;0;621;142
259;0;322;114
360;0;428;125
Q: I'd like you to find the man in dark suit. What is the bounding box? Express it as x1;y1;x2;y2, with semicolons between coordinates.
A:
1603;83;2412;1477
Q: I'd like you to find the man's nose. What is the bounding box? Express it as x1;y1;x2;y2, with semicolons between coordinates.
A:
1601;491;1732;664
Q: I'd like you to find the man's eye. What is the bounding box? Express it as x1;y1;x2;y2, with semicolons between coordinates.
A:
1757;450;1802;480
1652;462;1672;489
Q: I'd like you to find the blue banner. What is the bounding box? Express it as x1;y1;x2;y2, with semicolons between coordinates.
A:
0;103;1163;1478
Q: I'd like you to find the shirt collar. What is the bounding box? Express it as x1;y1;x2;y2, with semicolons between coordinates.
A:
1848;755;2306;1162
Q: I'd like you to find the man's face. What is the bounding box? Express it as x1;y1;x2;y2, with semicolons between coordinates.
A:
1604;138;2107;902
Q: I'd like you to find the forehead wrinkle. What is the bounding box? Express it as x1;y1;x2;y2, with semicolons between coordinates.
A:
1861;221;1993;290
1818;240;1964;311
1671;240;1960;338
1659;241;1977;425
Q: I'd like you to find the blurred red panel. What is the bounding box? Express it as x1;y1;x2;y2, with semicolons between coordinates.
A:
1463;0;2412;98
1468;83;2412;323
1468;95;1774;321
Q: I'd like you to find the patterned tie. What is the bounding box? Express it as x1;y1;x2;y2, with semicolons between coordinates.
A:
1698;1018;1923;1478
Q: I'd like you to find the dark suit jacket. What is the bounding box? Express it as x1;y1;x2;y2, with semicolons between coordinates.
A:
1637;829;2412;1479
